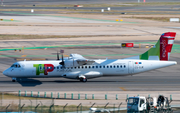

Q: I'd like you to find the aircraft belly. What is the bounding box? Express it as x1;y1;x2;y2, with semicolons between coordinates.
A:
102;69;128;76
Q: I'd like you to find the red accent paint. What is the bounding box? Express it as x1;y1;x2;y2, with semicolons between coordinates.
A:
44;64;54;75
161;32;176;37
160;32;176;61
144;0;146;2
126;43;134;47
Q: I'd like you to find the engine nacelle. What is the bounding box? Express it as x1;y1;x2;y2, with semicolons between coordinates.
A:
63;59;79;67
61;54;95;67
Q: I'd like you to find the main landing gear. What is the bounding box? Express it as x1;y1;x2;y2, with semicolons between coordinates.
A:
79;77;87;82
79;74;87;82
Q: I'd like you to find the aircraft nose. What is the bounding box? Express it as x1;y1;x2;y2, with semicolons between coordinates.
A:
3;69;9;76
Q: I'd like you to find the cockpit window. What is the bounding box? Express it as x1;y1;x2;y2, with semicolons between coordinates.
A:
11;64;21;68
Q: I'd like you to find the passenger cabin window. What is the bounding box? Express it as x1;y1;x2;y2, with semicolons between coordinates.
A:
120;65;122;68
103;66;105;68
85;66;87;68
89;66;91;68
124;65;126;68
48;67;52;69
107;66;109;68
92;66;94;68
110;66;112;68
57;67;59;69
117;65;119;68
99;66;102;68
96;66;98;68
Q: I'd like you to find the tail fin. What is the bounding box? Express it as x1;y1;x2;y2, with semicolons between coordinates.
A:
140;32;176;61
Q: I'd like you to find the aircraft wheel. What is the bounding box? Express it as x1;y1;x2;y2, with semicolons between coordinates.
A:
82;78;87;82
79;78;87;82
80;78;83;82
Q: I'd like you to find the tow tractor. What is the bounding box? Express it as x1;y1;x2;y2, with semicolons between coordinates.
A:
127;95;173;113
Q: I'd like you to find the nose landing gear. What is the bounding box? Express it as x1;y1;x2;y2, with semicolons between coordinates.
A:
12;77;17;82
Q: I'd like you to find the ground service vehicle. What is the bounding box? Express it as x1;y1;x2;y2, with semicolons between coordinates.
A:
127;95;173;113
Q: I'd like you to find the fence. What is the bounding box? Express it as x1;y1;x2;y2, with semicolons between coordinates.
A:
0;91;180;113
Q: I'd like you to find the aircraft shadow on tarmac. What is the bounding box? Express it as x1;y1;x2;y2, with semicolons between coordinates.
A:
17;78;42;87
54;80;130;83
15;78;129;86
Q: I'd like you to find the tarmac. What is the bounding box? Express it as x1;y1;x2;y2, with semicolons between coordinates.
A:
0;6;180;110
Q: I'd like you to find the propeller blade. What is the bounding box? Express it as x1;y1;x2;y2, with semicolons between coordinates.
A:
59;54;65;66
59;50;65;68
57;51;59;60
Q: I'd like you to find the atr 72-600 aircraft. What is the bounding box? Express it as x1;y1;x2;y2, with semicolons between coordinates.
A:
3;32;177;82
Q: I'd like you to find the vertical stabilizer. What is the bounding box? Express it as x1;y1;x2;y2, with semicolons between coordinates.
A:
160;32;176;61
140;32;176;61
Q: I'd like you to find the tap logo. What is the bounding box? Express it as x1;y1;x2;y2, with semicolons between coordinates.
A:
33;64;54;75
160;37;173;61
161;40;167;58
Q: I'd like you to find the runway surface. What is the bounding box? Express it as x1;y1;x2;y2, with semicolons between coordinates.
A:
2;0;180;5
0;40;180;92
1;0;180;15
1;5;180;15
1;5;180;12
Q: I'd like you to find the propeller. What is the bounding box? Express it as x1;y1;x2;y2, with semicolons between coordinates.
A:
57;51;60;60
59;50;65;68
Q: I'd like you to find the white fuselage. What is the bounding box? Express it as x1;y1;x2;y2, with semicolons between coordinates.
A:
3;59;177;80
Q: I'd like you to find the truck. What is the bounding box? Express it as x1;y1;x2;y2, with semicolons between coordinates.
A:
127;95;173;113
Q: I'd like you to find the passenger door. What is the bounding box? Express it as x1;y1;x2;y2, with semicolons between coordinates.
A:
128;61;134;74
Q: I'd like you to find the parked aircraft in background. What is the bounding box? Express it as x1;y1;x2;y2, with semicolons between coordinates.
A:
3;32;177;82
